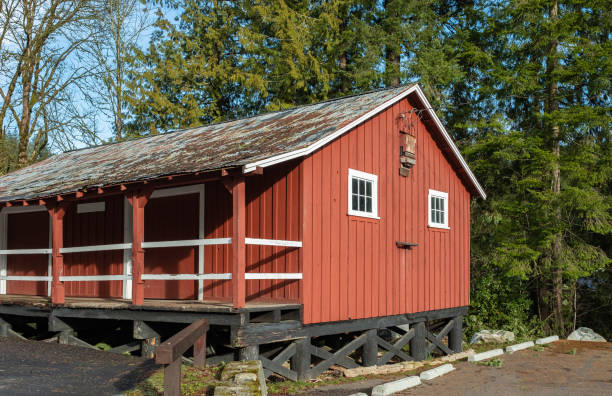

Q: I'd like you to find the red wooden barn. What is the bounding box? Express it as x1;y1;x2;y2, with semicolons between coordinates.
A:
0;84;485;379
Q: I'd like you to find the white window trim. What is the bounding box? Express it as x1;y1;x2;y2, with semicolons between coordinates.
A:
347;168;380;219
428;189;449;229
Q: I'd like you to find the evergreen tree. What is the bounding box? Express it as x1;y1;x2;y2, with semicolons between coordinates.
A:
125;1;267;135
463;0;611;335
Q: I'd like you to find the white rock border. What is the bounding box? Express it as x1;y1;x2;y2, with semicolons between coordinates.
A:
535;335;559;345
468;348;504;362
506;341;535;353
371;376;421;396
420;364;455;380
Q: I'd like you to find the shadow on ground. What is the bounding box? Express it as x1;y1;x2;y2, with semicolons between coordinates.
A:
0;337;159;396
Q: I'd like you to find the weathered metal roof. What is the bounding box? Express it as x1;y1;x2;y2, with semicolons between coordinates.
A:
0;84;485;202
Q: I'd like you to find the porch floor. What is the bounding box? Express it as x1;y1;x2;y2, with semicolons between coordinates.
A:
0;294;301;313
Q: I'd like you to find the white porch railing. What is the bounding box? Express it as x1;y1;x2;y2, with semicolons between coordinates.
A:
139;237;303;281
0;249;52;255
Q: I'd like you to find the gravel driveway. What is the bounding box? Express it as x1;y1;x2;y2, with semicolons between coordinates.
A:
0;337;158;396
296;340;612;396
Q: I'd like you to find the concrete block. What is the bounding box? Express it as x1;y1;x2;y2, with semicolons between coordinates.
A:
506;341;535;353
419;364;455;380
468;348;504;362
371;376;421;396
535;335;559;345
348;393;369;396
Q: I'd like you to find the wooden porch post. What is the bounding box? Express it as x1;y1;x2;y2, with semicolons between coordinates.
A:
231;177;246;309
128;188;152;306
48;203;67;304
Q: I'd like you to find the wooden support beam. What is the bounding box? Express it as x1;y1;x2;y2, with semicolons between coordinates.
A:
231;177;246;309
363;329;378;367
48;203;67;304
409;321;426;361
193;331;207;368
239;345;258;361
291;338;311;380
449;316;462;353
134;320;161;358
127;188;153;305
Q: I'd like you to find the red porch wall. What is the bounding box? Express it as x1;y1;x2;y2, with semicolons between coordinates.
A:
6;211;49;296
201;165;301;303
144;193;199;299
301;97;472;324
63;195;124;298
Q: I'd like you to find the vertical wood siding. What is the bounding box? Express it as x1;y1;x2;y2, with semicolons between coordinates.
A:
245;162;301;302
301;98;472;324
144;193;199;299
64;196;124;298
6;212;49;296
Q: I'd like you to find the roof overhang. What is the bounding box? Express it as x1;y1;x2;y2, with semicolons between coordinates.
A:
243;84;486;199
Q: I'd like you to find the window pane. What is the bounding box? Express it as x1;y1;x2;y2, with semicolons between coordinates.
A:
441;211;445;224
436;210;441;224
431;197;435;212
352;178;358;194
366;197;372;213
359;196;365;211
440;199;445;212
359;179;365;195
352;194;358;211
366;181;372;197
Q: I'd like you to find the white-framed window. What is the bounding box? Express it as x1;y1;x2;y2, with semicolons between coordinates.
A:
348;169;379;219
428;189;449;229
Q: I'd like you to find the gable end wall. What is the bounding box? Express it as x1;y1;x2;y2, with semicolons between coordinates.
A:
300;97;471;324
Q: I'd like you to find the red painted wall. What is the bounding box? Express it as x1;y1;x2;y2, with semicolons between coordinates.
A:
63;195;124;298
6;211;49;296
200;168;301;302
3;98;471;313
145;193;199;299
300;97;471;324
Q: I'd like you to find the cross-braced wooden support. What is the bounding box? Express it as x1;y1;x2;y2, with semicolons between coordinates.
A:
260;314;464;381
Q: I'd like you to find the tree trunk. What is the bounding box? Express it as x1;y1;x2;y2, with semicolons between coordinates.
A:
548;0;564;334
384;0;400;87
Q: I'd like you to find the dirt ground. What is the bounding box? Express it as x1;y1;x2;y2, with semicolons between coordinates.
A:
299;340;612;396
0;336;159;396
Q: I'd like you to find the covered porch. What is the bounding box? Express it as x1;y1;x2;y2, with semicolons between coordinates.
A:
0;169;303;310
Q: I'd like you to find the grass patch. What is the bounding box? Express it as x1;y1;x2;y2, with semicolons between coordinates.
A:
531;344;549;352
267;375;368;395
566;348;577;355
267;365;425;395
125;364;224;396
476;358;503;368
